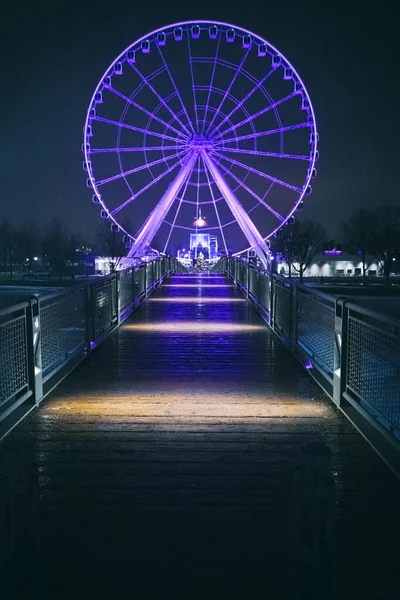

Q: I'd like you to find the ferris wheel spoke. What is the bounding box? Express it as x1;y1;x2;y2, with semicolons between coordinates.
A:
212;91;299;142
205;46;252;137
209;65;277;139
156;44;196;136
91;115;185;144
201;34;222;136
162;176;191;254
202;156;229;256
211;155;284;222
195;156;201;233
95;150;186;186
127;152;197;257
89;145;180;154
129;63;192;137
213;121;311;146
217;147;310;161
110;155;185;216
108;87;188;139
213;151;302;193
202;153;270;268
187;35;200;132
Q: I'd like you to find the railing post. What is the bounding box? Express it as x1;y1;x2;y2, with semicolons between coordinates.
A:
246;264;250;299
116;272;121;324
333;299;348;407
290;284;299;352
131;268;135;306
26;299;43;404
144;263;148;298
270;276;276;330
268;274;273;323
84;283;94;351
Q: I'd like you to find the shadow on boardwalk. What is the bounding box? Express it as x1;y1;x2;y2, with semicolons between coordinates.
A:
1;274;400;599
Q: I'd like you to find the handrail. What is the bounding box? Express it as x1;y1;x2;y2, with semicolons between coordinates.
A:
344;300;400;329
219;256;400;477
0;301;30;318
0;257;185;425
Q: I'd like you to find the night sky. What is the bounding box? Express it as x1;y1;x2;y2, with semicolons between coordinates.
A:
1;0;399;243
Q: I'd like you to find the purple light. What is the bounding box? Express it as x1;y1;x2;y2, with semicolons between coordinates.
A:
83;21;318;258
305;361;313;370
111;156;184;216
211;91;299;142
214;151;302;193
324;250;342;255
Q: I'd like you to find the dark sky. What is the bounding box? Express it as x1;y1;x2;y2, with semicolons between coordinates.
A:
1;0;399;243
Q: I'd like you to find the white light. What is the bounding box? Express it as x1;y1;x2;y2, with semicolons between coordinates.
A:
33;256;38;261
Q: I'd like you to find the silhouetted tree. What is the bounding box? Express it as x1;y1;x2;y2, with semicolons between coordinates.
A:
372;206;400;285
16;220;41;276
0;219;16;277
342;208;375;279
273;219;327;281
272;224;296;278
95;221;127;272
43;220;69;279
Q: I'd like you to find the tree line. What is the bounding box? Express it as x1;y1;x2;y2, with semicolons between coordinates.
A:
0;218;127;279
1;204;399;281
272;205;400;282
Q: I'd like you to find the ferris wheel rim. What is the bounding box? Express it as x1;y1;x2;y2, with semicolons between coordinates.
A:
83;20;318;255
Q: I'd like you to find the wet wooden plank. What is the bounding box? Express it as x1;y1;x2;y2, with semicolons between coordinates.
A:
3;272;400;600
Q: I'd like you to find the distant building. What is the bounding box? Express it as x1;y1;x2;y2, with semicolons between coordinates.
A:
189;233;219;260
177;233;220;267
277;252;381;278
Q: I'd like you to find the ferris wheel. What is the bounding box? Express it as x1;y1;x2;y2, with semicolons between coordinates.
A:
83;20;318;266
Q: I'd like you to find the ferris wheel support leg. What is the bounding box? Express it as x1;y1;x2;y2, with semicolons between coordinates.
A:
127;152;197;258
202;153;270;269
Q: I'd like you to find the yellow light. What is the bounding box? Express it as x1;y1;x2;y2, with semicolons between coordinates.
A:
149;297;246;303
44;392;330;419
123;322;265;333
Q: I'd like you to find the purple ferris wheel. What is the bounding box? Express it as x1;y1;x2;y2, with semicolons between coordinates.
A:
83;20;318;266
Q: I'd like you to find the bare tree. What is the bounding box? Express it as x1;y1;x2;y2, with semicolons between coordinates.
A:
272;224;296;278
273;219;327;281
42;220;69;280
95;221;127;272
0;219;17;277
342;208;375;279
372;206;400;285
16;220;41;276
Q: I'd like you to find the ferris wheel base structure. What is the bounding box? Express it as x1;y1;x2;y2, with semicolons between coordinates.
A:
127;148;270;268
83;21;318;266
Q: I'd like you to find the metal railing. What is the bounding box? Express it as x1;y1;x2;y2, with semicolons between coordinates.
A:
0;257;184;424
217;257;400;470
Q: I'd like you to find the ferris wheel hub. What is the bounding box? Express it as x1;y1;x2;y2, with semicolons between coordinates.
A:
189;135;214;154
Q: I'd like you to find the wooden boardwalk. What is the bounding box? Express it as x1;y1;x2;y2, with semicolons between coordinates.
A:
3;273;400;599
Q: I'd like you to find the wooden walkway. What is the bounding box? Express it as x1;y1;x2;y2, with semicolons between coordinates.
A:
3;273;400;599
